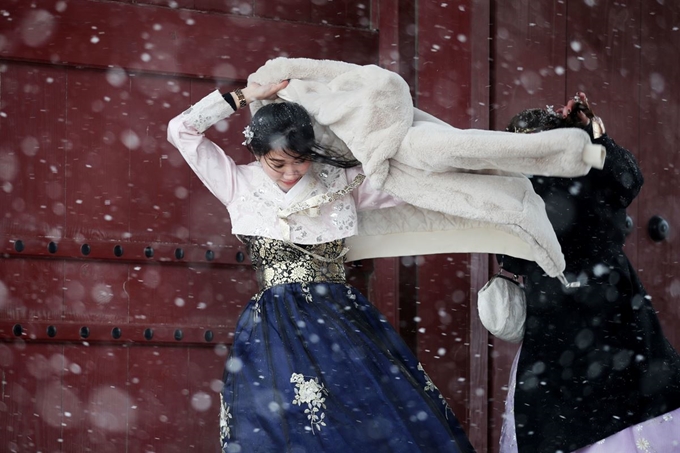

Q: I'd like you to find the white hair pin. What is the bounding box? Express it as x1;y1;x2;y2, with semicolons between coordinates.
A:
242;125;254;146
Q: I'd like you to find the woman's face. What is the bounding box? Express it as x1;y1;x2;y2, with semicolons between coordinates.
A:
259;149;312;192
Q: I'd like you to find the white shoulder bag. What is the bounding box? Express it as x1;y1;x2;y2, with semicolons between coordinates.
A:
477;271;526;343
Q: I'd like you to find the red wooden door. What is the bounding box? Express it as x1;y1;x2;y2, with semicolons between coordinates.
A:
0;1;393;451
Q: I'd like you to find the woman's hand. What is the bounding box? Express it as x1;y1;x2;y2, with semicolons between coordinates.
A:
237;80;289;106
560;91;605;138
561;91;591;125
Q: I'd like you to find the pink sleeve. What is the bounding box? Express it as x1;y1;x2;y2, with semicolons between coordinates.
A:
346;166;404;211
167;114;238;206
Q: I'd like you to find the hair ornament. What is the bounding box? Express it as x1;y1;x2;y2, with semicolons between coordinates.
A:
242;125;254;146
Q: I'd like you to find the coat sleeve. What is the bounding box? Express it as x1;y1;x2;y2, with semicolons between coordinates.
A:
395;109;606;178
346;166;405;211
592;133;644;209
166;90;240;206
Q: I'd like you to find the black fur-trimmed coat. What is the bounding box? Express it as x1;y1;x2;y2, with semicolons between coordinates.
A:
500;129;680;453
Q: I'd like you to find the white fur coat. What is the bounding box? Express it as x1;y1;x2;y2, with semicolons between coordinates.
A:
248;58;605;278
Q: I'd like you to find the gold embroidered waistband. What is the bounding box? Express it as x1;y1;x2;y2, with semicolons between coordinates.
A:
257;259;346;291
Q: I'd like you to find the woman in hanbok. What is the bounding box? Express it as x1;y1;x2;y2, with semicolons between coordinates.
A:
498;93;680;453
167;80;476;453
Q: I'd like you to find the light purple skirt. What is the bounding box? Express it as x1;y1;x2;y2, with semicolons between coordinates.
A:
500;346;680;453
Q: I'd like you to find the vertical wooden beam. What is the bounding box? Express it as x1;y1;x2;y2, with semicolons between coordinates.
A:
469;2;490;450
368;257;401;330
375;0;401;71
412;1;479;447
364;0;402;332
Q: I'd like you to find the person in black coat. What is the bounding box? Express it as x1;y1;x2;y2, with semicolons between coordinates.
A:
497;92;680;453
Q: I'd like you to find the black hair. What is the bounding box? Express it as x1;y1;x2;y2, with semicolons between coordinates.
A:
506;102;591;133
246;102;360;168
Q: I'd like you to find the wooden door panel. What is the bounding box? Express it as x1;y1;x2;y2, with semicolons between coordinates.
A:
187;265;257;327
491;0;567;129
413;2;491;449
415;255;472;424
1;0;378;80
2;0;381;449
0;343;64;452
63;261;130;322
128;345;194;452
0;62;68;239
415;0;471;125
638;1;680;350
187;347;230;450
61;344;129;450
0;258;64;320
127;264;192;324
64;68;133;240
127;73;195;245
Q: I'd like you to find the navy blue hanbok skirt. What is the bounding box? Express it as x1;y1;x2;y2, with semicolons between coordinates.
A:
220;237;475;453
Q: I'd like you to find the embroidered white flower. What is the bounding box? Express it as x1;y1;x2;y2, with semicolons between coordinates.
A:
301;283;314;303
242;125;254;146
418;362;452;418
635;437;652;453
219;393;232;446
291;373;328;433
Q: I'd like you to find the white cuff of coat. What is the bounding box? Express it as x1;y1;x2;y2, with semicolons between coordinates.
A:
182;89;235;133
583;143;606;170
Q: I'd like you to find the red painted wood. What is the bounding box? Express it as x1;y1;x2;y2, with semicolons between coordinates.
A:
468;252;490;448
0;320;232;346
254;0;312;22
311;0;371;28
377;0;401;72
127;73;195;245
0;343;65;452
565;0;642;265
0;258;64;321
63;68;132;240
127;345;194;452
0;0;383;451
63;261;129;322
638;0;680;352
414;1;479;445
186;347;229;450
415;0;472;126
0;62;67;239
194;0;242;15
397;0;417;98
368;257;400;329
142;0;194;8
469;1;491;448
490;0;568;130
0;0;379;80
415;255;472;427
61;344;129;450
185;265;257;327
0;235;250;266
